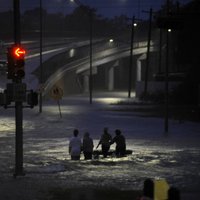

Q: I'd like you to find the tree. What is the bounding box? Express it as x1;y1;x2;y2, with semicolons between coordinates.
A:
0;11;13;39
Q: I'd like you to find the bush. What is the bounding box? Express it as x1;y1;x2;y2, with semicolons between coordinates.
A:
139;91;165;104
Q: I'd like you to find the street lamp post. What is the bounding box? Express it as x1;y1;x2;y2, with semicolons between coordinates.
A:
70;0;93;104
165;0;170;135
39;0;43;113
128;15;135;98
144;8;153;97
89;10;93;104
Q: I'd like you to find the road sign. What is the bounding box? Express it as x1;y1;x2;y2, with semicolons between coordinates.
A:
50;86;63;118
50;86;63;100
6;83;26;102
13;83;26;102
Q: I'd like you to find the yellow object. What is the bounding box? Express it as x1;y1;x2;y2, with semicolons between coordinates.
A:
154;179;169;200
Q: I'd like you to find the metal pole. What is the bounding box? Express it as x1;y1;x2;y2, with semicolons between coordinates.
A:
13;0;24;177
73;0;93;104
89;10;93;104
158;29;162;73
165;30;169;135
39;0;43;113
15;97;24;177
164;0;170;135
14;0;20;44
57;100;62;118
128;16;135;98
144;8;152;96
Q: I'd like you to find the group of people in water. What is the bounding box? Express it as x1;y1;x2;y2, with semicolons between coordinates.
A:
68;127;126;160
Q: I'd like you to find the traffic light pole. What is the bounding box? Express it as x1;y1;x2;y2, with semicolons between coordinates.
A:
15;82;24;177
13;0;24;177
14;0;21;45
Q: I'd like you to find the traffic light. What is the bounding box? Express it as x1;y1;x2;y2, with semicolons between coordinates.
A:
7;45;26;79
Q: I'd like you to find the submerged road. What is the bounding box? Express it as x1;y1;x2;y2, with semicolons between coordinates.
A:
0;92;200;199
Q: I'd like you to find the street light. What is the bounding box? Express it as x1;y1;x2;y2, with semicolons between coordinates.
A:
128;15;136;98
109;38;114;43
70;0;93;104
133;22;137;27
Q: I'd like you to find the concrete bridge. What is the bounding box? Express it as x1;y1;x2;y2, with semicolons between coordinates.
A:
40;38;159;98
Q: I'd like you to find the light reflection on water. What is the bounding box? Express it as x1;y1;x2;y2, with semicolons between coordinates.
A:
0;138;196;191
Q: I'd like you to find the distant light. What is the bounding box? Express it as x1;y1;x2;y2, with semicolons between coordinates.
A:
133;23;137;27
109;39;114;43
69;48;75;57
70;0;74;2
168;29;172;32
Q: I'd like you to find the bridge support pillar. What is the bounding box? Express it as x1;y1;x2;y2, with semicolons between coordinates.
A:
136;60;142;81
82;67;97;93
107;60;119;91
83;75;89;92
136;54;146;81
108;67;114;91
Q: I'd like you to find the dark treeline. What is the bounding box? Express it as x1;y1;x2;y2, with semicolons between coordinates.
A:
160;0;200;105
0;6;135;39
174;0;200;105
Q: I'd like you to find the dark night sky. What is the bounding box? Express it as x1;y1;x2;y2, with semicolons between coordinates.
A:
0;0;192;19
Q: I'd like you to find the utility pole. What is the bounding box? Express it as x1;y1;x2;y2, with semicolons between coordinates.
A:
39;0;43;113
158;28;163;73
13;0;24;177
164;0;170;135
144;8;153;97
89;10;93;104
128;15;135;98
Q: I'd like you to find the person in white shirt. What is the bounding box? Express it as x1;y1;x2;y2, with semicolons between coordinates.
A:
69;129;82;160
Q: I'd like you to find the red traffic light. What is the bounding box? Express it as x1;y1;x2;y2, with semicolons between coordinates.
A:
13;47;26;58
7;45;26;79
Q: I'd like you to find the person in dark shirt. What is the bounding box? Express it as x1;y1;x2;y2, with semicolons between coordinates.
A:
82;132;94;160
110;129;126;157
96;127;112;158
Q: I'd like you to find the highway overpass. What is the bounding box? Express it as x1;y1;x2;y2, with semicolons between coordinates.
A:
32;38;159;98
